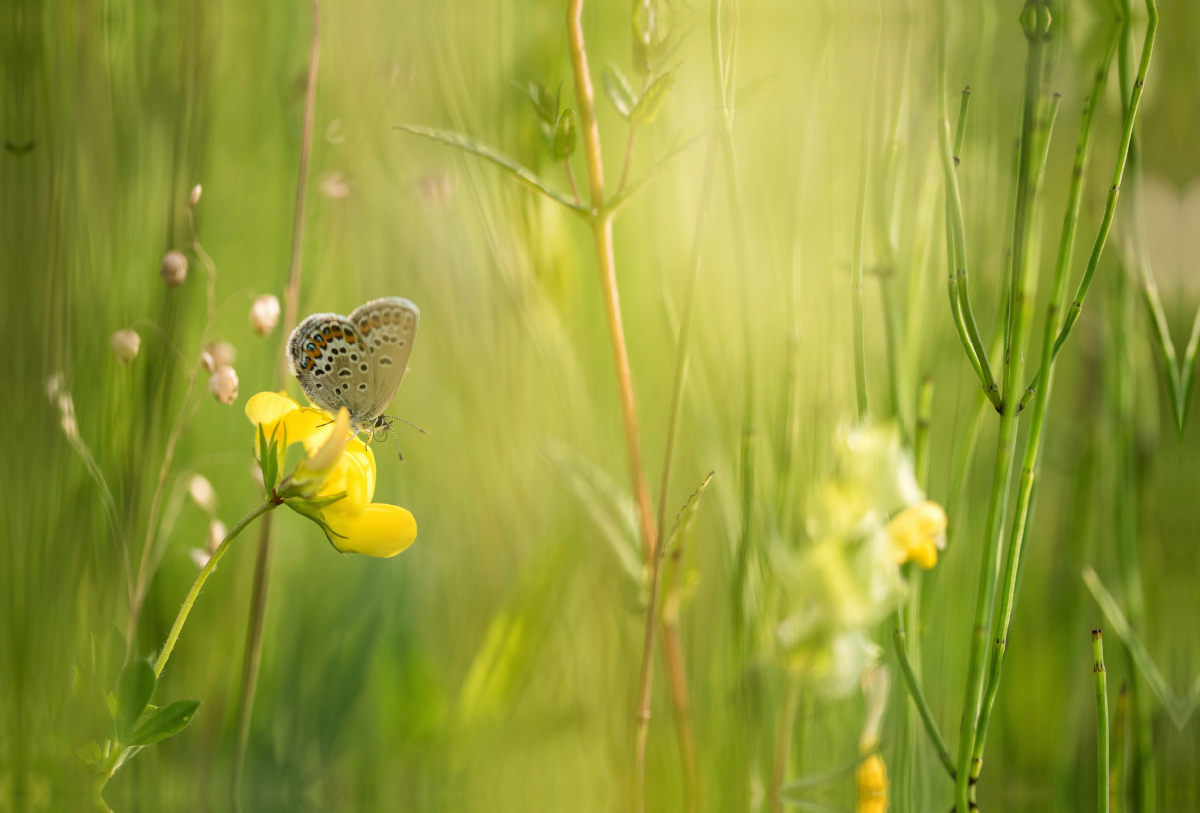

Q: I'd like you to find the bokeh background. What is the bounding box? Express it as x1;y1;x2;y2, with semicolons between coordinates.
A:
5;0;1200;811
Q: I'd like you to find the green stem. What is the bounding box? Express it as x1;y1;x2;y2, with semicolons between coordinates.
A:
1018;0;1158;412
954;6;1049;809
852;115;870;420
938;10;1001;412
893;612;955;780
153;501;275;678
1094;631;1110;813
973;25;1117;771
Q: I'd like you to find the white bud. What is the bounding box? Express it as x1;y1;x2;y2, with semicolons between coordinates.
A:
205;340;237;369
319;172;351;200
200;351;216;373
45;373;64;401
188;474;217;513
208;365;239;404
57;393;79;442
206;518;227;554
418;172;453;206
249;294;281;336
160;250;188;287
189;548;211;570
189;184;203;208
110;329;141;365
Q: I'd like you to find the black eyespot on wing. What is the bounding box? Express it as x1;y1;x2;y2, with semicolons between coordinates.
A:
358;383;367;390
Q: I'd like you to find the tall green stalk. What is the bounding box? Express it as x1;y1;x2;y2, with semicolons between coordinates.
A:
953;5;1050;809
972;26;1118;775
1094;631;1110;813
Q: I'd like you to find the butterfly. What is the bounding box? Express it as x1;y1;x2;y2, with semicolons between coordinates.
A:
287;297;421;450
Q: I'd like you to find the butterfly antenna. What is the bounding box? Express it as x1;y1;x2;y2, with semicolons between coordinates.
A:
382;415;429;435
385;420;405;462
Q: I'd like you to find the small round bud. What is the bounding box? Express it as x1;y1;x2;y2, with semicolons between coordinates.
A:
208;365;239;404
319;172;351;200
189;548;211;570
45;373;64;400
160;250;188;287
188;474;218;513
200;350;216;373
249;294;281;336
205;340;237;369
57;393;79;441
206;518;227;554
189;184;203;208
110;329;141;365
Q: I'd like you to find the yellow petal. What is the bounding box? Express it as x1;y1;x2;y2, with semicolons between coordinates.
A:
280;409;351;499
317;441;374;516
245;392;298;433
326;503;418;558
855;753;888;813
286;407;337;449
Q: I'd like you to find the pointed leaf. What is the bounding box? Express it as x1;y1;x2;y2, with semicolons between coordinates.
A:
631;67;677;126
601;66;637;119
552;109;577;161
113;659;156;741
395;124;589;214
125;700;201;746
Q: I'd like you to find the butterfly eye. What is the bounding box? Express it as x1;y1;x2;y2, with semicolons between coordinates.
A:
372;426;390;443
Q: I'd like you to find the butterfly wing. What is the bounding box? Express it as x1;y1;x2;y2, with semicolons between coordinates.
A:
286;313;377;427
347;297;419;423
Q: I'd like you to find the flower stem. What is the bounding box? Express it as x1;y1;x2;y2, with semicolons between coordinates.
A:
153;500;275;679
234;1;321;800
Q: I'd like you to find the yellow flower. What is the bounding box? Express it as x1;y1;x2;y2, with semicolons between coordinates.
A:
244;391;418;558
855;753;888;813
886;501;947;569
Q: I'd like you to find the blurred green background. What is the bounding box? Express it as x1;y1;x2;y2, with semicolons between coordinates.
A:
5;0;1200;810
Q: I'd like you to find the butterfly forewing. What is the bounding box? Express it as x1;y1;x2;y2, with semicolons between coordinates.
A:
286;297;419;431
348;298;419;422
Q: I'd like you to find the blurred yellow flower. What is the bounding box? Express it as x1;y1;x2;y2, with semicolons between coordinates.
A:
886;501;947;569
855;753;888;813
244;391;418;558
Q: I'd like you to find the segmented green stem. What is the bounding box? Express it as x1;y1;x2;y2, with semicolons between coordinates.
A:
894;612;956;780
1094;631;1110;813
1018;0;1159;411
954;6;1049;809
973;28;1117;772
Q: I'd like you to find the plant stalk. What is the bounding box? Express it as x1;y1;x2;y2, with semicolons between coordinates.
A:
1094;630;1110;813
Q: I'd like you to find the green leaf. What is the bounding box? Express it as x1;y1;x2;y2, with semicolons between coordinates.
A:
395;124;590;215
601;66;637;119
76;740;102;766
552;109;577;161
125;700;201;746
630;66;677;126
113;659;156;741
661;472;714;622
512;81;558;128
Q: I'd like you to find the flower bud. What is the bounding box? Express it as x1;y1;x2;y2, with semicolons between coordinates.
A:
205;340;237;369
160;250;188;287
110;329;141;365
189;548;211;570
319;172;351;200
188;474;217;513
249;294;281;336
45;373;64;400
208;365;239;404
200;351;216;373
189;184;203;208
206;518;227;554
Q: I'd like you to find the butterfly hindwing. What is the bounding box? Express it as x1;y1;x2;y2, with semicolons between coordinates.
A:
287;314;376;423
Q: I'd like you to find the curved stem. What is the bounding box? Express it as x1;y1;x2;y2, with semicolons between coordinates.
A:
154;500;275;678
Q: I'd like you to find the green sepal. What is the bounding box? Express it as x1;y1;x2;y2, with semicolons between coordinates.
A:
257;424;283;495
284;492;349;547
601;65;637;119
113;658;156;741
630;66;677;126
124;700;201;746
552;109;577;161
